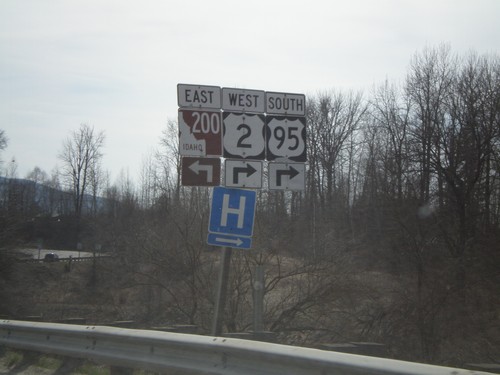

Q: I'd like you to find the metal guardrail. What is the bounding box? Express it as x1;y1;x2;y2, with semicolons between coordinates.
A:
0;320;494;375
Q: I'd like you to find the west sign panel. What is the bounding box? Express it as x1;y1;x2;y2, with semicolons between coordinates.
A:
222;88;265;113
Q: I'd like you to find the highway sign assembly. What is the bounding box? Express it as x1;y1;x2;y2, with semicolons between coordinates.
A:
177;83;308;251
177;84;307;335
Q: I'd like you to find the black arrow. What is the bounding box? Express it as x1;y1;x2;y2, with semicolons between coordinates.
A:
233;163;257;184
276;166;299;186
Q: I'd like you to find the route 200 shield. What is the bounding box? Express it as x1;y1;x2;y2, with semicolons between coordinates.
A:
179;109;222;157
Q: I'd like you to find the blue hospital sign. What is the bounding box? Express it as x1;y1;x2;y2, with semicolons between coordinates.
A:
208;187;256;248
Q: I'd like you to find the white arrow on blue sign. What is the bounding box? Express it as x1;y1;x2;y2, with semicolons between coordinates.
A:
208;187;256;249
207;233;252;249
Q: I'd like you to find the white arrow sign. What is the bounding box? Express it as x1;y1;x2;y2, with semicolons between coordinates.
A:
268;162;306;190
189;160;214;183
216;237;243;246
225;160;262;188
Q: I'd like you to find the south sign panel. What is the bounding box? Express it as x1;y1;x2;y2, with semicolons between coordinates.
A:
266;92;306;116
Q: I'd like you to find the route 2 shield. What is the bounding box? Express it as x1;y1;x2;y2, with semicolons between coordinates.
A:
223;112;266;160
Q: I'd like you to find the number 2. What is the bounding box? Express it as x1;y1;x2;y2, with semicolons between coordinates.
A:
237;124;252;148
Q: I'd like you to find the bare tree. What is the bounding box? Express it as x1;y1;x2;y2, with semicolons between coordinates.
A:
157;119;181;204
0;129;7;162
309;91;367;215
371;80;411;202
405;45;456;204
59;124;105;242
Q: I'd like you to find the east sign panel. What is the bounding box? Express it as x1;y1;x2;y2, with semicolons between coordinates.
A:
177;84;221;109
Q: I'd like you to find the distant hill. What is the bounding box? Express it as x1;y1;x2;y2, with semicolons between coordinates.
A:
0;176;109;249
0;176;107;217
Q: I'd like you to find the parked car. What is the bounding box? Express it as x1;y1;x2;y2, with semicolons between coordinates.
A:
43;253;59;262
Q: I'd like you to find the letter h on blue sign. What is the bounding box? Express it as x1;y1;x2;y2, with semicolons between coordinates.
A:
209;187;256;237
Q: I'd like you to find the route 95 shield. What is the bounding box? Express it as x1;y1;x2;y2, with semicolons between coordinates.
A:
266;116;306;162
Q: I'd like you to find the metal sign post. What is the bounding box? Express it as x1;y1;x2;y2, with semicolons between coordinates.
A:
253;264;265;333
211;247;232;336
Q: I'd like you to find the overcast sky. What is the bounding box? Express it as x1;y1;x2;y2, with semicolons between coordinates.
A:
1;0;499;184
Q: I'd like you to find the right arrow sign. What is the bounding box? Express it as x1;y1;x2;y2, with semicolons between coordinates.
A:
207;233;252;249
225;160;263;189
268;162;305;190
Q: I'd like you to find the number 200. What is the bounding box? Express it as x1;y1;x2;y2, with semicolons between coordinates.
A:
191;112;221;134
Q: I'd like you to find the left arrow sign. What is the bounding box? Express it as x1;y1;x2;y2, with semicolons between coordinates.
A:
189;160;214;182
182;157;221;186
